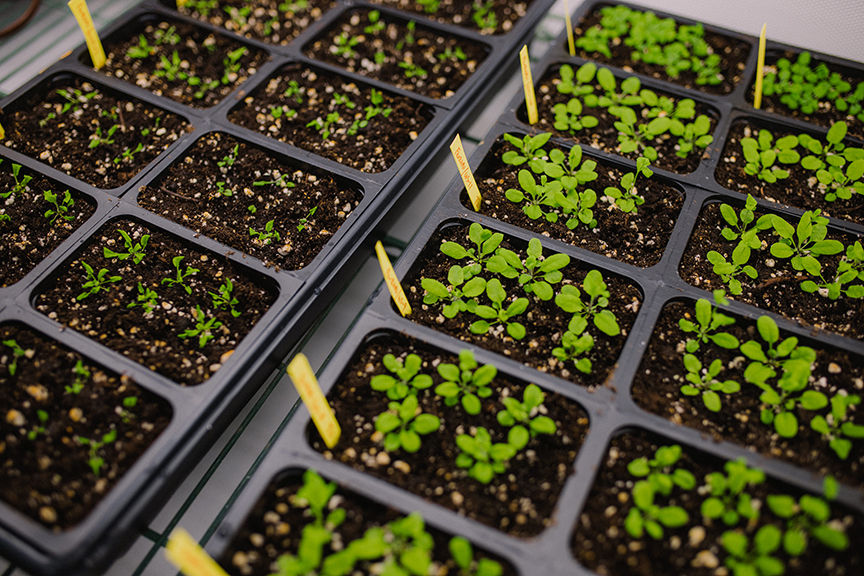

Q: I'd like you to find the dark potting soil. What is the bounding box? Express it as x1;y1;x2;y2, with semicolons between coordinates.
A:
98;18;269;109
715;120;864;225
220;470;516;576
573;8;751;96
176;0;336;47
138;132;363;271
308;334;589;537
572;431;863;576
524;66;718;175
632;301;864;487
227;63;433;173
369;0;533;36
303;8;489;99
753;52;864;141
470;136;684;267
679;202;864;341
1;77;190;190
34;219;277;386
0;324;171;531
0;159;96;287
403;224;642;389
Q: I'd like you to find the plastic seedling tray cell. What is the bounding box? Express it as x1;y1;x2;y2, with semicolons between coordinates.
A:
367;0;538;36
93;14;270;109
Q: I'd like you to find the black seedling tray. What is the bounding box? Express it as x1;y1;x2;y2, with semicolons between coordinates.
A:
204;3;864;576
0;0;557;574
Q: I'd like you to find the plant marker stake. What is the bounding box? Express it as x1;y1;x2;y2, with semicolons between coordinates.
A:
450;134;482;211
177;0;188;6
0;121;4;140
375;240;412;316
165;527;230;576
520;45;538;124
68;0;106;70
753;23;767;109
287;353;341;448
565;0;575;56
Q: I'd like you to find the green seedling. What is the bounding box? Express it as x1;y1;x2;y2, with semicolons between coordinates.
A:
126;35;153;59
439;223;504;278
609;106;665;162
183;0;218;16
370;353;434;400
551;330;594;374
504;169;563;223
43;189;75;224
155;50;183;81
347;89;392;136
681;353;740;412
417;0;441;14
89;123;119;149
65;359;90;394
449;537;503;576
741;129;800;183
673;115;713;158
217;144;239;169
306;111;341;140
283;80;303;103
77;429;117;476
706;244;758;296
56;87;98;115
127;282;159;315
557;62;598;97
701;459;765;526
552;98;599;134
118;396;138;422
297;206;317;231
214;181;233;197
364;10;385;34
455;426;515;484
801;240;864;299
332;92;355;110
114;142;144;164
435;349;495;415
721;525;784;576
398;61;428;79
78;261;121;300
221;47;247;84
798;121;864;172
249;219;281;246
375;394;440;453
470;278;529;339
177;304;223;348
624;480;689;540
278;0;308;13
495;384;556;450
678;297;739;353
2;339;31;377
438;45;466;61
766;492;850;555
27;410;49;440
627;444;696;497
555;269;621;336
162;255;199;294
592;68;643;108
486;238;569;301
253;171;296;191
331;32;360;58
153;25;180;46
421;264;486;318
810;393;864;460
1;162;33;199
210;278;241;318
604;156;653;213
502;132;552;168
103;230;149;264
769;210;843;277
815;160;864;202
719;195;774;249
471;0;497;32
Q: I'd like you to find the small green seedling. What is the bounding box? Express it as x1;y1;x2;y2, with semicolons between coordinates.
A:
1;162;33;199
502;132;552;168
374;394;440;453
2;338;31;377
253;171;296;191
626;444;696;496
398;61;428;79
306;111;341;140
177;305;223;348
421;265;486;318
66;359;90;394
471;0;497;32
556;62;599;97
766;492;850;555
209;278;241;318
681;354;741;412
127;282;159;315
487;238;569;300
88;123;119;149
217;144;240;169
678;297;739;353
347;89;393;135
221;47;247;84
448;537;503;576
552;98;599;133
103;230;149;264
701;459;765;526
470;278;529;339
504;169;563;223
555;269;621;336
439;223;503;277
802;240;864;299
624;480;689;540
719;195;774;250
435;349;495;415
297;206;317;231
495;384;556;450
331;32;360;58
604;157;653;213
43;190;75;224
78;261;121;300
741;129;800;183
551;330;594;374
249;219;281;246
721;525;784;576
810;393;864;460
27;410;49;440
769;210;843;277
77;429;117;476
162;256;199;294
370;353;433;400
364;10;385;34
455;426;515;484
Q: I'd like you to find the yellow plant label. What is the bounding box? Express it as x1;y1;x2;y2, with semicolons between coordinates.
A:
165;528;230;576
449;134;481;211
0;122;5;140
177;0;189;6
375;240;412;316
565;0;575;56
754;23;767;109
520;45;538;124
287;353;341;448
68;0;106;69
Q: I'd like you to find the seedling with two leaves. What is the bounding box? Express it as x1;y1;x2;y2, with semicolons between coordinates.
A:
370;353;434;400
495;383;556;450
603;156;653;213
766;492;850;555
374;394;440;453
810;393;864;460
623;479;689;540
